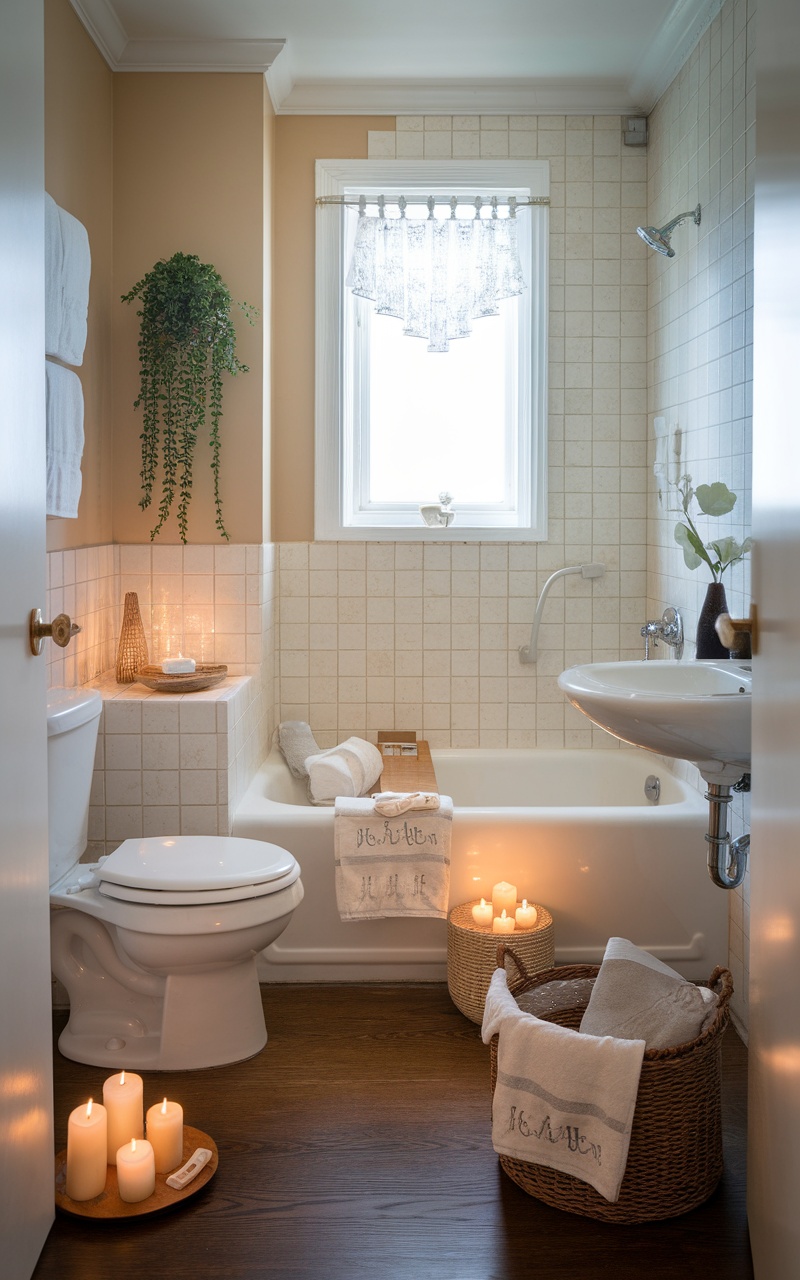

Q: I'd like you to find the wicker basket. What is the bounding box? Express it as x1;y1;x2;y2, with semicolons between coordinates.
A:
447;901;554;1024
489;947;733;1223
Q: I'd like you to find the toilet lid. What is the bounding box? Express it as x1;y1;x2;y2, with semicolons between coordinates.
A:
97;836;301;906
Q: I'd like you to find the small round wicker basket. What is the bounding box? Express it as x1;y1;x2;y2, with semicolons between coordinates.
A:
446;900;555;1024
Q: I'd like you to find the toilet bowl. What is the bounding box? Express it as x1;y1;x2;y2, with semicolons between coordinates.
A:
47;687;304;1070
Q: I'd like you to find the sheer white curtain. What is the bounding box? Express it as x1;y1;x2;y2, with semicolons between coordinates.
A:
346;200;526;352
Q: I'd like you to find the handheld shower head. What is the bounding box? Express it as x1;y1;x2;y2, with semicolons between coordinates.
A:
636;204;701;257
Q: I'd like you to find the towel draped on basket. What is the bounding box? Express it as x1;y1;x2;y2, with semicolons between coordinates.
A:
334;793;453;921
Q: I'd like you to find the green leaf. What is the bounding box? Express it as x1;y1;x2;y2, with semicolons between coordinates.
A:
675;521;709;571
694;481;737;517
709;536;753;570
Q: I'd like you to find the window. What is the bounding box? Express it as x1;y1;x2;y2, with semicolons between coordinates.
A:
315;159;549;541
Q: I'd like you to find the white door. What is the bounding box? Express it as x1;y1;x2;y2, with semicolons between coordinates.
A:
746;0;800;1274
0;2;55;1276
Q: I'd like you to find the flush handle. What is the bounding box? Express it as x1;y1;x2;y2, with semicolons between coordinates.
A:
29;608;81;656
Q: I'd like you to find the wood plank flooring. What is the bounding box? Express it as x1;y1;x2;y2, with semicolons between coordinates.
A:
34;985;753;1280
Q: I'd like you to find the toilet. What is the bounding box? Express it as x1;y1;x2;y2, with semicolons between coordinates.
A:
47;687;303;1070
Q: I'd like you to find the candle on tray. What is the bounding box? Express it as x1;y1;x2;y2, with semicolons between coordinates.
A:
492;909;516;935
103;1070;144;1165
471;897;494;927
515;899;538;930
116;1138;155;1203
65;1098;107;1201
491;881;517;917
146;1097;184;1174
161;653;196;674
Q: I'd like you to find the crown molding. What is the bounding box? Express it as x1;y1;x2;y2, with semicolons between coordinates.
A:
69;1;284;73
274;78;639;117
628;0;724;111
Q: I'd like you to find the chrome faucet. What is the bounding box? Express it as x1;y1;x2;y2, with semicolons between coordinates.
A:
641;606;684;660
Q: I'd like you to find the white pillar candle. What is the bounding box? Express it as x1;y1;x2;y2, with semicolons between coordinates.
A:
146;1097;184;1174
116;1138;156;1203
65;1098;108;1201
492;909;516;934
491;881;517;917
471;897;493;927
103;1070;144;1165
161;654;195;674
515;899;539;930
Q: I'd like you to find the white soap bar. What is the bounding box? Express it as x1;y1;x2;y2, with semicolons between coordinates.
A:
162;657;196;674
165;1147;213;1189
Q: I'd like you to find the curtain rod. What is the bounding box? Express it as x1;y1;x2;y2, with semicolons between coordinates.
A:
316;194;549;211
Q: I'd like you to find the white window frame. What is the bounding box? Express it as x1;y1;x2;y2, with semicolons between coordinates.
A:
315;158;549;542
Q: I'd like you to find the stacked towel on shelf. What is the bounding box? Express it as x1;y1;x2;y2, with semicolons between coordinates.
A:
45;360;84;519
481;968;645;1204
334;793;453;921
45;193;91;367
579;936;718;1049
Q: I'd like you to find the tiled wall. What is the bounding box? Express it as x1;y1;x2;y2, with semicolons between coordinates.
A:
645;0;754;1030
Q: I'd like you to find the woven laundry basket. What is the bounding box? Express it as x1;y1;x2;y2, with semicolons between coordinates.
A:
447;901;554;1024
489;946;733;1224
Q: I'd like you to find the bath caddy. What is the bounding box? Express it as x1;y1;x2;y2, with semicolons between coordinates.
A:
447;900;554;1024
54;1126;218;1219
489;949;733;1223
134;664;227;693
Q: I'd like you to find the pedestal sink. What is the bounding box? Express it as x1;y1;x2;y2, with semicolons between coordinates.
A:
558;659;752;785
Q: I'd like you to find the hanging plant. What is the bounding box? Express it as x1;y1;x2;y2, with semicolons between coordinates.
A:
122;251;256;542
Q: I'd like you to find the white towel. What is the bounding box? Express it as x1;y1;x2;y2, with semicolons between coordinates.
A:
306;736;383;805
44;193;91;366
277;721;322;778
481;968;645;1204
579;937;718;1049
45;359;84;519
334;793;453;920
373;791;441;816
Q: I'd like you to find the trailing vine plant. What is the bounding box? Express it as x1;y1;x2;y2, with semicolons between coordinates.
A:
122;252;256;542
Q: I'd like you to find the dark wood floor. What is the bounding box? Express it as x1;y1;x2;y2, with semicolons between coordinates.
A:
35;985;753;1280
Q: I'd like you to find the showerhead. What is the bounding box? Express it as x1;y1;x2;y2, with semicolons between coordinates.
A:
636;204;701;257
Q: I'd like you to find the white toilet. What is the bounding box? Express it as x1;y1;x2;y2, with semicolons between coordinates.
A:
47;687;303;1070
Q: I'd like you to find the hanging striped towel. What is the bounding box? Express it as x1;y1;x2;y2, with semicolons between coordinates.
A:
334;794;453;921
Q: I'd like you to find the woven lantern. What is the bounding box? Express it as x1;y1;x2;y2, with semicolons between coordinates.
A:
116;591;149;683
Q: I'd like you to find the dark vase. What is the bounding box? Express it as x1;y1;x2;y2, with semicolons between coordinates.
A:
696;581;730;659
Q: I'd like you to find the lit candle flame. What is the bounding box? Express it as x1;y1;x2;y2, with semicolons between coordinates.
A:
120;1070;126;1085
131;1139;137;1152
501;909;507;919
86;1099;93;1119
161;1098;168;1116
522;898;528;909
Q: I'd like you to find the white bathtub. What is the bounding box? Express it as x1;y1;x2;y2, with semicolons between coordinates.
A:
233;747;726;983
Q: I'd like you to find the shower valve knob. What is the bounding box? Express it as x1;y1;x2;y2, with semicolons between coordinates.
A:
29;608;81;655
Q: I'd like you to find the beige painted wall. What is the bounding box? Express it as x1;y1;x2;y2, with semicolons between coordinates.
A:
113;73;269;545
44;0;114;552
272;116;393;542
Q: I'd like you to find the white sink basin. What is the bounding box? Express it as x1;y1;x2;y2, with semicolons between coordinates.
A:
558;659;752;783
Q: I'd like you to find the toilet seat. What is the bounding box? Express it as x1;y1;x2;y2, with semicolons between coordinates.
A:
96;835;301;907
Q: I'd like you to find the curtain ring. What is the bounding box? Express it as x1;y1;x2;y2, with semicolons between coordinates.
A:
427;196;436;220
377;195;385;219
357;195;366;217
491;195;499;219
508;196;517;218
398;195;407;219
450;196;458;219
474;196;483;219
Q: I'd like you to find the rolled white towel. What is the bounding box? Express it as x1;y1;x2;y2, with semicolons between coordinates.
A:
305;736;383;806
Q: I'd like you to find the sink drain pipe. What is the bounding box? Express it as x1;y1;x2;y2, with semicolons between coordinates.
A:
705;783;750;889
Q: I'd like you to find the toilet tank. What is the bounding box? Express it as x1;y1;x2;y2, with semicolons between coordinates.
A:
47;687;102;885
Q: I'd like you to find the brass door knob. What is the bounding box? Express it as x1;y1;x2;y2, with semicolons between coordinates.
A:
29;608;82;656
715;604;758;657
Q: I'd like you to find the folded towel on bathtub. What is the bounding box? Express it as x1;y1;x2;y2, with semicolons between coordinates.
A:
481;967;645;1203
334;793;453;920
277;721;322;778
306;737;383;805
579;937;718;1050
373;791;441;816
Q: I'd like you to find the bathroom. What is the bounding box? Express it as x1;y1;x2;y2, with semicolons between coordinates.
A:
2;0;799;1275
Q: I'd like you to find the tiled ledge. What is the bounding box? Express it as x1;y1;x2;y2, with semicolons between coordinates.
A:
85;672;266;851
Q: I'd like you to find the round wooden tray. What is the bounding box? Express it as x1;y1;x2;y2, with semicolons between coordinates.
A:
134;664;227;694
55;1125;218;1219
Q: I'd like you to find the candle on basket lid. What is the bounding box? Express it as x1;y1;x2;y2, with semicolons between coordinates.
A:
66;1097;107;1201
116;1138;155;1203
515;899;538;929
491;881;517;917
492;909;516;935
103;1069;144;1165
146;1096;184;1174
161;653;196;674
471;898;493;927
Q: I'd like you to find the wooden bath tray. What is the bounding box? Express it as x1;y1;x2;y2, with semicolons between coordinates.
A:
377;735;439;795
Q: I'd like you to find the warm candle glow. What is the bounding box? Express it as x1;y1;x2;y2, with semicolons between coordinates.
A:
146;1096;184;1173
66;1097;107;1201
103;1070;144;1164
492;908;516;934
471;897;494;927
515;898;538;929
491;881;517;917
116;1136;156;1203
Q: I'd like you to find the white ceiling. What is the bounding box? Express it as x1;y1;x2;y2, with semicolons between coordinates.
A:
70;0;723;115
